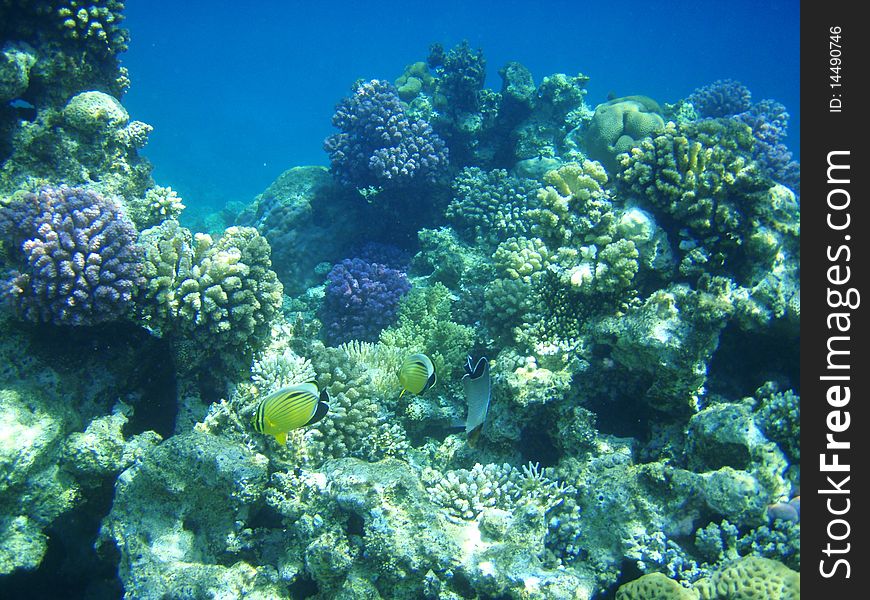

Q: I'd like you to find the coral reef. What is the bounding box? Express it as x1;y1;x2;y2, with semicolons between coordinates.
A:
0;13;802;598
137;220;283;375
320;257;411;346
324;79;449;189
0;185;144;326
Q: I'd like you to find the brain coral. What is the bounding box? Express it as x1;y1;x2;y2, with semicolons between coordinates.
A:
585;95;665;172
695;557;799;600
616;572;699;600
0;185;143;326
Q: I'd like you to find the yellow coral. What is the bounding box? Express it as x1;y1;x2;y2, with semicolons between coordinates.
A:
694;557;799;600
616;573;699;600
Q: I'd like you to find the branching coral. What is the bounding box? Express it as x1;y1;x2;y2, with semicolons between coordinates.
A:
445;167;540;250
688;80;752;118
137;220;282;372
320;258;411;346
125;185;185;230
324;79;448;189
379;282;475;381
0;185;143;325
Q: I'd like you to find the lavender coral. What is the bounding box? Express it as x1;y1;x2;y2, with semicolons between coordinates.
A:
736;99;800;190
688;79;752;118
0;186;143;325
324;79;448;189
321;257;411;345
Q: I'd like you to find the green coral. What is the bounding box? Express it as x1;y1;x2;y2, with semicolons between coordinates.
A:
0;90;153;200
0;42;37;103
394;61;434;101
493;236;552;281
415;226;491;289
616;572;699;600
46;0;130;57
445;167;540;251
124;185;186;229
585;95;665;172
138;221;283;374
593;284;733;413
694;556;799;600
528;159;615;248
379;282;475;381
616;120;776;280
753;383;799;462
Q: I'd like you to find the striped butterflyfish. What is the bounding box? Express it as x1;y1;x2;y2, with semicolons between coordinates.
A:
252;382;330;445
398;353;437;397
461;355;491;447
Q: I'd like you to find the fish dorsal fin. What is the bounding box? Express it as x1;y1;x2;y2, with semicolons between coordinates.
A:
273;431;288;446
468;356;488;379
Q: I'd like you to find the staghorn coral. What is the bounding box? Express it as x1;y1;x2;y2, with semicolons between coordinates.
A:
0;185;144;326
324;79;448;189
425;462;571;523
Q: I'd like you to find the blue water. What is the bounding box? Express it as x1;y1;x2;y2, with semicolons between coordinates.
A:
123;0;800;210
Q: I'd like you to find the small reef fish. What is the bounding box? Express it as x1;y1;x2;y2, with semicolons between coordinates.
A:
462;355;491;447
398;353;437;397
252;382;330;445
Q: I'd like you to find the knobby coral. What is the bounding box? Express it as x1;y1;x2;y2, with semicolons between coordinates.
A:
324;79;448;189
0;185;143;325
321;257;411;346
